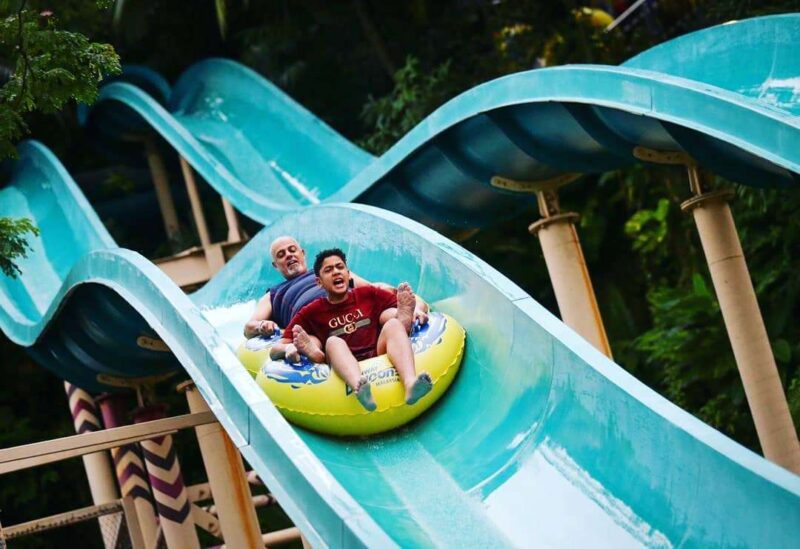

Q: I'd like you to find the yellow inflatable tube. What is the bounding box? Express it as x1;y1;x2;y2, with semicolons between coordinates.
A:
236;312;465;436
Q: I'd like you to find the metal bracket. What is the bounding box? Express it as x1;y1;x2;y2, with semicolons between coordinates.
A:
528;212;580;235
633;146;694;166
680;188;736;212
632;146;727;200
137;336;170;352
536;189;561;218
96;371;178;390
527;186;581;235
490;172;581;194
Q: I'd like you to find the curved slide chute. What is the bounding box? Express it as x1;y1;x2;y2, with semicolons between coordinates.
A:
3;13;800;547
0;141;180;391
2;141;799;546
86;15;800;234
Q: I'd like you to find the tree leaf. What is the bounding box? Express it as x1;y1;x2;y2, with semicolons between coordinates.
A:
772;339;791;363
692;273;710;297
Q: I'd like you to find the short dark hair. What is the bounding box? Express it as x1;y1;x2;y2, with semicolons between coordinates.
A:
313;248;347;276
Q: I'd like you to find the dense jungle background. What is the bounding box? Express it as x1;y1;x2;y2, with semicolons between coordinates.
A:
1;0;799;546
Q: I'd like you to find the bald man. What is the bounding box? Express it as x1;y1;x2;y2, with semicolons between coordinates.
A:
243;236;427;338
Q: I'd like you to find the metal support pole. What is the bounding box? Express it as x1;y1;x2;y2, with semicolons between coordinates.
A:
133;404;200;549
96;393;160;547
144;137;181;244
64;383;122;549
529;189;612;357
681;167;800;473
179;157;212;249
177;381;263;548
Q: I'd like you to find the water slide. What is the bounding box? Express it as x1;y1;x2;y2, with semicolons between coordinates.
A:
2;14;800;547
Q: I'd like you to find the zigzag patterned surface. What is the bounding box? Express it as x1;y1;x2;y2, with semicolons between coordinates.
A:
139;436;192;524
113;444;153;503
66;383;104;434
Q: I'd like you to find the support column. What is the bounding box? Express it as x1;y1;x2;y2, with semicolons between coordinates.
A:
64;383;122;548
133;404;200;549
144;137;181;244
177;381;263;548
179;157;212;249
120;495;147;549
96;394;160;547
221;198;242;243
529;189;612;357
681;167;800;473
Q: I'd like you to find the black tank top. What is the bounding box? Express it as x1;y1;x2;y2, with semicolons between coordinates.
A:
269;272;326;327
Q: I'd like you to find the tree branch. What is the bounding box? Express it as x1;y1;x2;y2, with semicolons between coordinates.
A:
14;0;30;110
351;0;396;79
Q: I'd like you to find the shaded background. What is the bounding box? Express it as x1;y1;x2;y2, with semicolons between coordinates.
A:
2;0;800;546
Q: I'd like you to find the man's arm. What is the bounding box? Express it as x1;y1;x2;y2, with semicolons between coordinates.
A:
244;292;277;338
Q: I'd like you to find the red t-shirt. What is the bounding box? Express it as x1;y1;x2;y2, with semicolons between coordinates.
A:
284;286;397;360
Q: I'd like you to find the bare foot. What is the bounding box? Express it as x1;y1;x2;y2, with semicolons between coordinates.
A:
355;376;376;412
292;325;323;361
406;372;432;405
396;282;416;333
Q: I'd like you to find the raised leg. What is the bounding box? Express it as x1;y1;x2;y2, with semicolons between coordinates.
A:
326;336;375;411
395;282;416;333
292;325;324;363
377;318;431;404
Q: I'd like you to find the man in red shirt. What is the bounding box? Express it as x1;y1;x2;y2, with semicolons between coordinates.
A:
270;248;432;411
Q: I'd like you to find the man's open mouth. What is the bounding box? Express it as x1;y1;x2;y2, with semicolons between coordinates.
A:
332;277;345;289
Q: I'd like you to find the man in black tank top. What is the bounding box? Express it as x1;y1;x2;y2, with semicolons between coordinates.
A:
244;236;428;338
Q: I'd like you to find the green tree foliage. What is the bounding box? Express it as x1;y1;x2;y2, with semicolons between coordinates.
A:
0;1;119;280
0;6;120;543
622;180;800;449
0;215;38;277
0;0;121;159
359;56;454;154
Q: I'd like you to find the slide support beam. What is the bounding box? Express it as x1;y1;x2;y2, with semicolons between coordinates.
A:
133;404;201;549
144;137;181;244
529;189;612;358
681;166;800;473
96;393;160;547
64;383;122;548
177;381;263;548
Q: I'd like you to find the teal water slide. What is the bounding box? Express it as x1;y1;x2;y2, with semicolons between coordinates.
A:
2;15;800;547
